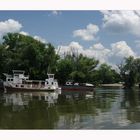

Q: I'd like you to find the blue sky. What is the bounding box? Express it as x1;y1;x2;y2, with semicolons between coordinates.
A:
0;11;103;46
0;10;140;68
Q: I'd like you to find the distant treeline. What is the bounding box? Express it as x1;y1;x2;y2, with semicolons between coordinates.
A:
0;33;139;88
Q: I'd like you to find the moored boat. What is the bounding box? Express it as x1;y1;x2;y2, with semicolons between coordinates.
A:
61;80;94;92
3;70;61;92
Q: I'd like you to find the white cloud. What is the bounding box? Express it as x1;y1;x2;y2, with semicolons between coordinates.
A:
0;19;47;44
20;31;29;36
58;42;110;64
111;41;136;58
92;43;105;50
69;41;83;50
58;41;84;56
34;35;47;43
110;41;136;65
0;19;22;39
20;31;47;44
89;43;111;63
58;41;136;69
101;10;140;36
0;19;48;45
73;23;99;41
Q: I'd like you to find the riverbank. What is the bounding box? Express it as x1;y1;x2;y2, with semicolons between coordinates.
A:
101;83;123;87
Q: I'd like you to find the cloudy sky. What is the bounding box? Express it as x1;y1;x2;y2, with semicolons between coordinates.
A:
0;10;140;68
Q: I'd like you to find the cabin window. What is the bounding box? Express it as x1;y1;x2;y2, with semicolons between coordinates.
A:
8;79;10;81
16;85;18;87
52;82;53;85
49;75;54;78
21;85;24;87
11;79;13;81
46;81;48;84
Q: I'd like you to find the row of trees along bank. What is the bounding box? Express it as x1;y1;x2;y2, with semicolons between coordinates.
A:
0;33;138;88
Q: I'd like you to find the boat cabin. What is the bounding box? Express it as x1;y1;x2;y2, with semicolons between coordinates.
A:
4;70;29;85
45;74;58;88
12;70;29;84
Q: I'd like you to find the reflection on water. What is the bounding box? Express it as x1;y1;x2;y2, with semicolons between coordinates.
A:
3;92;59;111
1;88;140;129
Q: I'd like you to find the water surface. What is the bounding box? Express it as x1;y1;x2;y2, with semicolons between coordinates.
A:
0;87;140;129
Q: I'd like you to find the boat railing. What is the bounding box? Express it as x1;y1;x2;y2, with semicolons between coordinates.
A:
25;83;47;88
7;82;15;87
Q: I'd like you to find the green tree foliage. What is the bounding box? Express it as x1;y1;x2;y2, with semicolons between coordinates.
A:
56;58;73;85
92;63;120;85
44;43;59;74
0;32;121;85
119;56;140;88
56;53;99;84
1;33;59;80
0;44;7;78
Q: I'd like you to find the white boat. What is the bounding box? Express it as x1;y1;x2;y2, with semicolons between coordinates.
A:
3;70;61;92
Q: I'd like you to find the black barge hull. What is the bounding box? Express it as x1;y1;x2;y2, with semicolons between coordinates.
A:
61;85;94;91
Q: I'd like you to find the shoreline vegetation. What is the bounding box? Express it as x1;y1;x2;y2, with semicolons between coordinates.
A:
101;83;123;87
101;84;140;88
0;33;140;89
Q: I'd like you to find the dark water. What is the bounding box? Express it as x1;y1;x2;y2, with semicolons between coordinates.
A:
0;87;140;129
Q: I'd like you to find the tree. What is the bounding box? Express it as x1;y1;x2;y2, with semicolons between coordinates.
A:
94;63;120;84
43;43;59;74
56;59;73;85
0;44;7;78
1;33;59;80
56;53;99;84
119;56;138;88
0;32;122;86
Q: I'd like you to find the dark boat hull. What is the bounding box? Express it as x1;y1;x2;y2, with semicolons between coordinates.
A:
61;85;94;91
5;86;56;92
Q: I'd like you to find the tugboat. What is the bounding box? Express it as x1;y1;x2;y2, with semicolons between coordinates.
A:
61;80;94;92
3;70;60;92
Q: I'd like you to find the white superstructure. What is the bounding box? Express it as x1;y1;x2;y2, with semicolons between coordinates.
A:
3;70;60;91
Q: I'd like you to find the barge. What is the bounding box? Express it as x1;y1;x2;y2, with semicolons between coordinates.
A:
3;70;60;92
61;81;94;92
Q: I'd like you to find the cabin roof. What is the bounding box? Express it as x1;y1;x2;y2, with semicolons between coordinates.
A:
3;73;12;78
26;80;45;82
47;73;54;75
13;70;25;74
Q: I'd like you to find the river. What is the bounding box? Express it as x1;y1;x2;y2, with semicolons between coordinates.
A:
0;87;140;129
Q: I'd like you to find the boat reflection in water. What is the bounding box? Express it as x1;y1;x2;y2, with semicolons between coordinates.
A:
2;88;140;129
2;90;94;112
0;90;95;129
61;90;95;100
3;91;61;111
